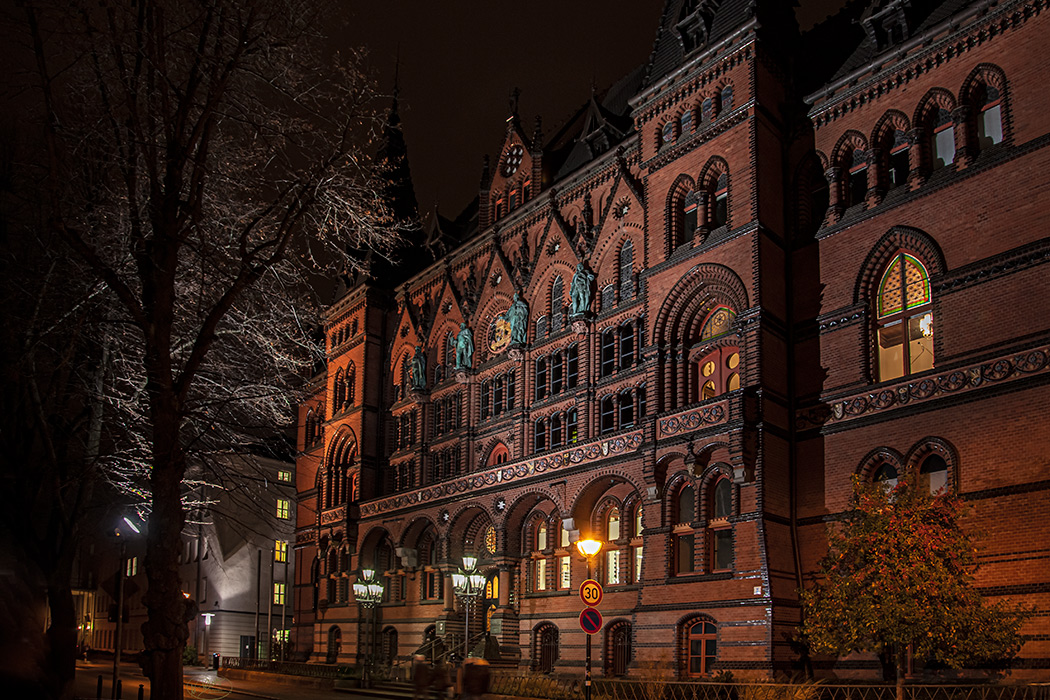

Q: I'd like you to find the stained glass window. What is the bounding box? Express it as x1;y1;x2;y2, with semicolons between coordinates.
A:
700;306;736;340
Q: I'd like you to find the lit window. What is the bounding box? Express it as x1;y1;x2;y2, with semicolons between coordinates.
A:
535;558;547;591
537;523;548;551
975;84;1003;149
559;556;571;589
930;108;955;170
277;469;292;483
275;540;288;563
633;545;643;582
276;499;290;519
607;508;620;541
126;557;138;577
273;582;286;606
606;549;621;585
876;253;934;382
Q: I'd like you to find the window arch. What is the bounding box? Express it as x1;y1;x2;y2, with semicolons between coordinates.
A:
679;108;694;137
875;252;934;382
604;506;623;585
668;176;697;252
486;442;509;467
919;454;949;495
682;617;717;677
969;81;1004;153
873;463;900;490
700;305;736;341
699;159;729;232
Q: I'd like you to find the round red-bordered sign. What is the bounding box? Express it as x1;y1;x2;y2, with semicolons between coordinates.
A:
579;579;603;607
579;607;603;635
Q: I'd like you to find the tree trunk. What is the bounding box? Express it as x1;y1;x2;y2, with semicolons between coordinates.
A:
44;575;78;700
141;401;188;700
895;644;905;700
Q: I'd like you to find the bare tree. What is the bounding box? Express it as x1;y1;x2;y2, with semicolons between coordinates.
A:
13;1;404;697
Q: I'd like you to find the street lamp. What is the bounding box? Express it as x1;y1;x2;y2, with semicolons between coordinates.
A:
575;539;603;700
110;515;144;700
352;569;385;688
451;556;486;662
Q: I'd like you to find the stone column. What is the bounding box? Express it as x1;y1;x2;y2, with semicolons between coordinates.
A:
906;128;925;189
952;104;973;168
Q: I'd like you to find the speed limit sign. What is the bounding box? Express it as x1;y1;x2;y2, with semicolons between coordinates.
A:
579;579;603;607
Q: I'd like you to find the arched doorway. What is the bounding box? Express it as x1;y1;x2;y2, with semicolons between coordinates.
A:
534;623;558;673
326;626;341;664
381;626;398;666
605;621;632;676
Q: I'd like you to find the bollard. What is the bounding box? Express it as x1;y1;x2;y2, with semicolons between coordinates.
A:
115;678;122;699
137;684;144;700
96;674;103;699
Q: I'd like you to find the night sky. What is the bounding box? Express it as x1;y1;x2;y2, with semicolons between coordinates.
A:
339;1;846;217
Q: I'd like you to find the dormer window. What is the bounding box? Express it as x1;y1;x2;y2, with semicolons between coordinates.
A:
661;121;675;147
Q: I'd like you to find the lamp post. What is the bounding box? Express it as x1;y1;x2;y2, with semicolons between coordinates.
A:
352;569;384;688
576;539;603;700
451;556;486;662
111;516;142;699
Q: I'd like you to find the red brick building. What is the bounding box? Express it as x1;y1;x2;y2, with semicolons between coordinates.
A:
292;0;1050;680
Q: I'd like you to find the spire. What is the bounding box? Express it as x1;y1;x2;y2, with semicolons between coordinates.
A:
377;54;417;224
507;86;521;132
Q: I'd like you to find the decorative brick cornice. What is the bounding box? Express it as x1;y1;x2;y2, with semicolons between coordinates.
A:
796;345;1050;430
359;430;644;518
657;400;729;439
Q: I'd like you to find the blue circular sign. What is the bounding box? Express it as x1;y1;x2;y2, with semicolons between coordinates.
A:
579;607;603;635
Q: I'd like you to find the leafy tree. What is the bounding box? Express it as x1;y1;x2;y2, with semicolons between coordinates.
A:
11;0;407;697
801;475;1029;697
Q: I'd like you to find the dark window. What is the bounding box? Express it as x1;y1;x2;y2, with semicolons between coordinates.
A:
601;330;616;377
712;173;728;227
551;277;564;332
566;345;579;388
506;372;516;410
536;359;548;401
602;284;616;311
720;85;733;112
551;353;564;395
888;130;910;188
619;391;635;429
677;485;695;523
847;148;868;207
494;376;504;415
920;455;948;495
619;324;635;370
600;397;615;434
619;240;634;301
534;419;547;452
680;110;693;136
481;380;491;419
676;533;695;574
702;97;714;121
686;620;717;677
551;414;564;448
536;315;549;340
975;84;1003;150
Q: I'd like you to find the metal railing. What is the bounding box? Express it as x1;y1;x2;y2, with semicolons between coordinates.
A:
221;657;347;680
488;680;1050;700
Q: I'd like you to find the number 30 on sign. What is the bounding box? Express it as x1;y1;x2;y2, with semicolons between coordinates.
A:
580;579;603;606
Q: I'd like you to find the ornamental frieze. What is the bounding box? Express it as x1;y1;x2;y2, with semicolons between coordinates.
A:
657;400;729;439
320;505;346;525
796;347;1049;430
295;530;317;546
359;430;644;518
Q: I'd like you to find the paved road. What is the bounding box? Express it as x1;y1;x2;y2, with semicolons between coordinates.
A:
74;659;367;700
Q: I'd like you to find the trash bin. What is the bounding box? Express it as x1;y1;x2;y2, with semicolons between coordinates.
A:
212;653;220;670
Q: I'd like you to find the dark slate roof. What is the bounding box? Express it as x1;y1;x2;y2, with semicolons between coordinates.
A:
645;0;755;87
802;0;978;94
550;66;645;180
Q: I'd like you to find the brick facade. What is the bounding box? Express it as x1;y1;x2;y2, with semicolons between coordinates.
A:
292;0;1050;680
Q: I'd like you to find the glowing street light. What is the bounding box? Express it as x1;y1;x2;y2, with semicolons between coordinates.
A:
576;538;603;700
353;569;385;687
451;556;486;662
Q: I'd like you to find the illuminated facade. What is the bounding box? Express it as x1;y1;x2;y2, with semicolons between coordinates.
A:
293;0;1050;679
